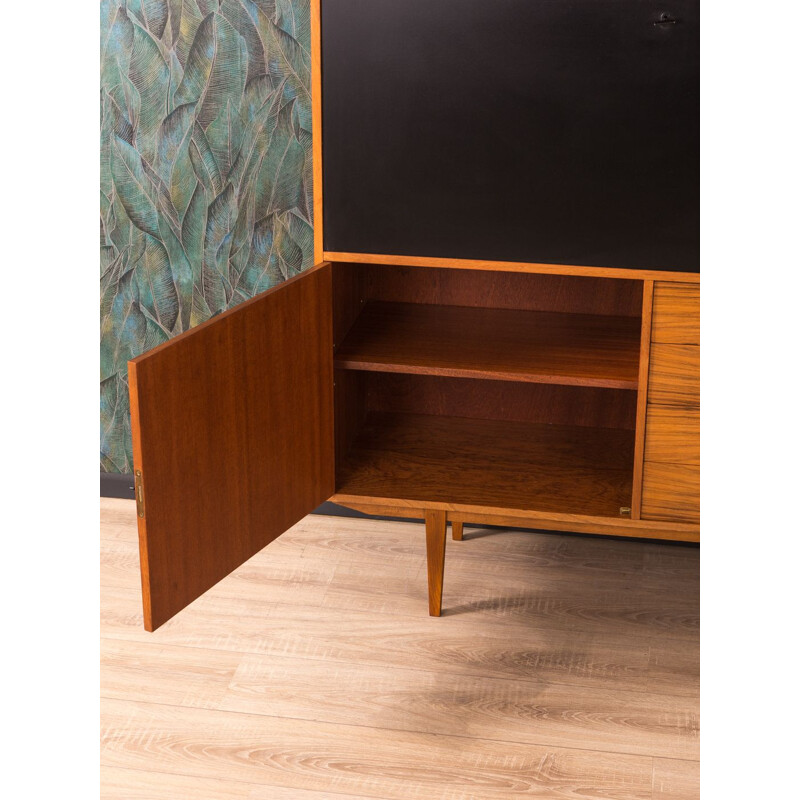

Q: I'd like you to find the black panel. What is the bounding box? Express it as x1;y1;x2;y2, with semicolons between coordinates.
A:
321;0;699;272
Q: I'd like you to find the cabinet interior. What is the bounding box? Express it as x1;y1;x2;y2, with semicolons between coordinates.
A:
331;263;643;517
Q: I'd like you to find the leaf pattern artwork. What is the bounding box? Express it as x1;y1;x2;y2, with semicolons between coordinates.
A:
100;0;314;473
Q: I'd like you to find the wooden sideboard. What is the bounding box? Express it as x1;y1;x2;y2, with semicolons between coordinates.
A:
129;260;699;630
128;1;698;631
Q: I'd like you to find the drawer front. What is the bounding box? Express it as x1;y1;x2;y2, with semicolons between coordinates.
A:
648;344;700;407
644;406;699;464
652;283;700;344
641;462;700;523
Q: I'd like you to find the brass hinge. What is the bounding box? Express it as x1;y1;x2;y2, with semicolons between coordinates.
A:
135;470;145;518
619;506;631;517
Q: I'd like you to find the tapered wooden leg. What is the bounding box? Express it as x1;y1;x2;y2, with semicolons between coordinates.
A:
425;510;447;616
451;521;464;541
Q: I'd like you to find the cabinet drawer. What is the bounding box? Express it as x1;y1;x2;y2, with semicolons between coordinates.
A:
648;344;699;407
641;462;700;523
644;406;699;464
652;283;700;344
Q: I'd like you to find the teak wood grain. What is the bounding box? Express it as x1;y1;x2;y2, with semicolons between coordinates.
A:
128;264;334;630
335;301;641;388
644;407;700;465
652;283;700;344
336;412;634;518
365;372;638;430
641;462;700;523
647;344;700;407
340;262;644;317
424;510;447;616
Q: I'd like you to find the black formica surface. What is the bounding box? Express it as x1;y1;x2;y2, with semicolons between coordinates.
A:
322;0;699;272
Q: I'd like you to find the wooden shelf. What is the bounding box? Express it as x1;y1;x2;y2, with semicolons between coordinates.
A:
334;302;641;389
337;413;634;518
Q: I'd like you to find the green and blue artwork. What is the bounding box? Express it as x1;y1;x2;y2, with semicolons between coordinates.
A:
100;0;313;473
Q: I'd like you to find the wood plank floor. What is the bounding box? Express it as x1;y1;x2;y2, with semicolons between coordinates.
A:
100;498;699;799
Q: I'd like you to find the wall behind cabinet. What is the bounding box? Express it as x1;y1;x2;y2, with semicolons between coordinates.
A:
100;0;314;473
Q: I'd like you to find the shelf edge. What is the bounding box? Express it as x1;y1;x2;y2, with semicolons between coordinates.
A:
334;358;639;389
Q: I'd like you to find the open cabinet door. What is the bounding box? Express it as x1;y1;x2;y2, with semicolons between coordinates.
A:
128;263;334;630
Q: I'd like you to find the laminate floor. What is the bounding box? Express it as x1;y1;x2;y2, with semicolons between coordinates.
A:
100;498;699;799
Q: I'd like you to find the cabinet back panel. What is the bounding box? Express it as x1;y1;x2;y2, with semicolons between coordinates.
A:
365;373;636;431
362;265;643;316
332;263;643;349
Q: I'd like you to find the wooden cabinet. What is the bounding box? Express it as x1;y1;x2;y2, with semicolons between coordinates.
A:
128;1;698;630
130;267;699;630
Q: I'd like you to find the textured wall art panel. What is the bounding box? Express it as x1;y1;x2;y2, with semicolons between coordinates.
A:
100;0;313;472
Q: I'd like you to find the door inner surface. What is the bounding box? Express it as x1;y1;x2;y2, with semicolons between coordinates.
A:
129;264;334;630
